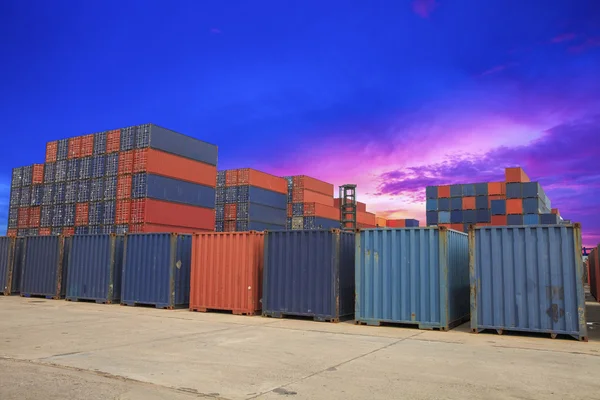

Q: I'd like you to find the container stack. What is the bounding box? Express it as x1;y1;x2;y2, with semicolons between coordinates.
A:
215;169;287;232
285;176;340;230
333;197;376;229
425;167;558;232
386;219;420;228
7;124;218;237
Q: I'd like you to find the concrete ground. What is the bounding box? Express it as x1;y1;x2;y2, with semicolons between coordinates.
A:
1;297;600;400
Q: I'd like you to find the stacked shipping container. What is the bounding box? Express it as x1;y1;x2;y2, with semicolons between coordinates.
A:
333;197;376;229
425;167;558;232
8;124;218;236
286;176;340;230
215;168;287;232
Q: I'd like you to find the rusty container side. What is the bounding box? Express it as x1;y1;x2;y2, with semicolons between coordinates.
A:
0;237;16;295
20;235;67;299
263;229;355;321
121;233;191;308
66;234;124;303
469;224;587;340
355;227;469;330
589;246;599;302
190;231;264;314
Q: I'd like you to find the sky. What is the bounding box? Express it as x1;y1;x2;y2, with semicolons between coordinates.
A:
0;0;599;245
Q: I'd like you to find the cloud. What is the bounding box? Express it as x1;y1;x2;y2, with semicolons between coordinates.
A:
210;28;222;34
569;36;600;54
480;63;518;76
412;0;438;18
551;33;577;44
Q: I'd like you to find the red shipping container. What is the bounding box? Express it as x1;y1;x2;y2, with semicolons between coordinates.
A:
238;169;287;194
491;215;508;226
117;175;132;199
81;134;94;157
225;170;238;186
506;199;523;214
505;167;530;183
333;199;367;213
115;200;131;224
438;185;451;198
292;189;334;207
488;182;506;196
224;203;237;220
376;217;387;227
129;223;211;234
75;203;89;226
387;219;406;228
63;227;75;236
39;228;51;236
28;207;41;228
287;203;292;217
68;137;82;159
132;148;217;187
7;229;17;237
190;231;264;315
130;198;215;230
450;223;464;232
106;129;121;153
224;220;236;232
17;208;30;228
46;141;58;163
303;202;339;220
118;151;134;175
292;175;334;197
357;211;376;226
462;197;476;210
32;164;45;184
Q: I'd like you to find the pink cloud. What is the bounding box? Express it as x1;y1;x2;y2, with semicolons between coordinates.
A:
569;37;600;54
551;33;577;44
412;0;438;18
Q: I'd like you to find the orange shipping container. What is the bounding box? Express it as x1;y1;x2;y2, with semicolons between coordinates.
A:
292;175;334;197
438;185;451;198
7;229;17;237
128;223;211;234
292;189;334;207
130;198;215;230
462;197;476;210
303;202;339;220
63;227;75;236
491;215;507;226
552;208;561;216
133;149;217;187
238;169;287;194
106;130;121;153
376;217;387;227
287;203;292;217
118;151;134;175
225;170;238;186
115;200;131;224
117;175;132;199
68;137;82;159
39;228;51;236
75;203;89;226
333;199;366;213
450;223;464;232
224;203;237;220
224;220;236;232
505;167;530;183
32;164;45;184
190;231;264;315
17;208;30;228
46;141;58;163
488;182;506;196
387;219;405;228
81;134;94;157
506;199;523;214
357;212;376;226
28;207;41;228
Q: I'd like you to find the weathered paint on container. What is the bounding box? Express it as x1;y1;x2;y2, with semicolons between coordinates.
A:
190;231;264;314
263;229;355;322
0;237;16;295
20;236;67;299
66;234;124;303
355;227;470;330
469;225;587;340
121;233;191;308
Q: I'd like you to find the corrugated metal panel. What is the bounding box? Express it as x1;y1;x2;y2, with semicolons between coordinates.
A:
589;246;599;302
44;162;56;183
506;183;522;199
121;233;191;308
21;236;67;299
0;237;16;295
469;225;587;340
55;160;67;182
237;186;287;208
66;234;123;303
190;232;264;314
263;229;355;321
132;173;215;208
491;200;506;215
355;227;469;330
79;157;93;180
236;203;287;225
66;159;80;181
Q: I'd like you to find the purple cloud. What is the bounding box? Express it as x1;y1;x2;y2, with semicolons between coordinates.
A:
412;0;438;18
551;33;577;44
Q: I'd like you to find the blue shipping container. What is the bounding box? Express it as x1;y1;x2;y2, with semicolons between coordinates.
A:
92;155;106;178
236;220;285;232
104;176;117;200
19;186;31;207
78;180;91;203
451;197;462;210
541;213;559;225
30;185;42;206
356;227;469;330
438;211;450;224
132;173;215;209
66;234;124;303
121;233;192;308
105;153;119;176
464;210;476;224
462;184;475;197
507;214;524;225
120;126;136;151
93;131;107;155
21;166;32;186
451;184;463;197
477;209;491;223
522;182;544;198
292;202;304;217
42;184;54;205
506;183;522;199
491;200;506;215
426;211;438;225
57;139;68;160
0;237;16;295
52;205;65;227
53;182;65;204
8;208;18;229
66;159;80;181
236;203;287;226
79;157;93;180
40;206;53;227
426;199;437;212
476;196;488;210
135;124;218;166
12;167;23;188
21;236;68;299
238;186;287;209
103;201;116;225
426;186;438;199
523;198;544;214
263;230;355;321
89;202;104;225
65;182;77;204
225;186;238;203
405;219;419;227
451;210;463;224
10;187;20;207
438;198;450;211
475;183;488;196
469;225;587;340
523;214;539;225
55;160;67;182
90;178;104;202
44;162;56;183
304;217;339;230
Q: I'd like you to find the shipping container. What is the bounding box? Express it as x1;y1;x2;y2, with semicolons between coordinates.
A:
90;178;104;202
68;136;82;159
523;214;539;225
464;210;476;224
57;139;69;160
263;229;355;322
21;166;32;186
303;217;339;230
476;209;491;223
190;231;264;315
225;186;238;203
303;202;339;220
233;203;288;227
66;234;123;303
19;186;31;207
507;214;524;225
104;176;117;200
451;210;463;224
10;187;20;207
491;215;507;226
235;186;287;209
0;237;16;295
30;185;42;206
118;150;134;175
64;204;75;226
438;211;450;224
488;182;506;196
106;129;120;153
589;246;599;302
103;200;116;225
462;197;475;210
491;200;506;215
450;197;462;210
75;226;89;235
292;189;334;207
387;219;405;228
133;148;217;187
8;207;18;229
474;183;488;196
52;205;64;227
505;167;530;183
105;153;119;176
224;203;237;220
120;126;136;151
131;173;215;209
356;227;469;330
426;211;438;225
426;199;437;212
469;225;587;340
55;160;67;182
234;169;287;194
292;175;334;197
46;141;58;163
121;233;192;308
65;182;77;203
75;203;89;226
41;208;53;229
130;198;215;230
541;213;560;225
462;184;475;197
523;198;544;214
32;164;44;184
506;199;523;214
21;235;67;299
506;183;522;199
28;207;41;228
66;159;80;181
117;175;132;199
426;186;438;199
93;131;107;155
439;185;451;198
79;157;92;180
476;196;488;210
92;155;106;178
81;134;94;157
77;180;90;203
375;217;387;227
44;162;56;183
17;208;30;229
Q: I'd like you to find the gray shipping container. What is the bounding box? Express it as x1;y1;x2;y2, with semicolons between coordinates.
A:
263;229;355;322
469;225;587;341
21;236;68;299
0;237;16;295
66;234;124;303
355;227;470;330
